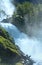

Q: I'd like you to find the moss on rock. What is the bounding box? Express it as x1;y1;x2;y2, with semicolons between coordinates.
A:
0;27;21;65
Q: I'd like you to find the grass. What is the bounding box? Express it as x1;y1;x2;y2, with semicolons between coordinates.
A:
0;26;13;42
0;26;21;65
0;36;19;55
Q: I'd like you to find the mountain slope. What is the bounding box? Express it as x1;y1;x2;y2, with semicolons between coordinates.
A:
0;26;35;65
0;27;21;65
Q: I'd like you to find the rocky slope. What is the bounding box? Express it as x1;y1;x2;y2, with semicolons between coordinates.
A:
0;26;21;65
0;26;35;65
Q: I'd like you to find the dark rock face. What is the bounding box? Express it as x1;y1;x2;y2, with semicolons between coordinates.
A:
12;0;42;4
30;0;42;3
0;46;19;64
1;18;10;23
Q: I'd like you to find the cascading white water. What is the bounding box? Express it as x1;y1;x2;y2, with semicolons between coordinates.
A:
0;23;42;65
0;0;15;21
0;0;42;65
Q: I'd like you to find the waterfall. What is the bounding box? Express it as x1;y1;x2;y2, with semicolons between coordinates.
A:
0;23;42;65
0;0;15;21
0;0;42;65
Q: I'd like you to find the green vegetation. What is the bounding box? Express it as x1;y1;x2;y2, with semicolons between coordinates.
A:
0;36;19;55
0;26;14;43
12;2;42;34
12;2;42;24
16;62;23;65
0;27;21;65
0;26;35;65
